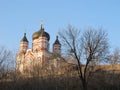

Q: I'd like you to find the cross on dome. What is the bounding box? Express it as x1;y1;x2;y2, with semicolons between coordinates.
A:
40;20;44;28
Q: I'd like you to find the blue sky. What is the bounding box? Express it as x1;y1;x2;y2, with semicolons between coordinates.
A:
0;0;120;52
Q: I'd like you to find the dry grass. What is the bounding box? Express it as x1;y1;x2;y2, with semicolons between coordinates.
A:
98;64;120;71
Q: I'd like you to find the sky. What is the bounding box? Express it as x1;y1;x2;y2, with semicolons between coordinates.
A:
0;0;120;52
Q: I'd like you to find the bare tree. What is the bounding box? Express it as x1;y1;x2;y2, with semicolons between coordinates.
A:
113;48;120;64
0;46;15;80
108;48;120;65
105;48;120;88
59;25;109;90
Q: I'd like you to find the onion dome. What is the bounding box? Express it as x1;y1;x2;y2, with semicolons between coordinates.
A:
21;33;28;42
32;25;50;41
53;36;61;45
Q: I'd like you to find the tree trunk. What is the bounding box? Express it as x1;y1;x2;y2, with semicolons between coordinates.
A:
82;80;87;90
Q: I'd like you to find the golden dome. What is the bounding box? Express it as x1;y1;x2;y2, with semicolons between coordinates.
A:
32;26;50;41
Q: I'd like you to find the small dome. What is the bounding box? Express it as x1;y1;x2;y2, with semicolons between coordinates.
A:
32;25;50;41
21;33;28;42
53;36;61;45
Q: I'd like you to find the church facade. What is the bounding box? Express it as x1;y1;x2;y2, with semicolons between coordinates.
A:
16;24;64;73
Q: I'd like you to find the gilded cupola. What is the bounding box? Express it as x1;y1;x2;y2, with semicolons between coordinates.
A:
32;25;50;41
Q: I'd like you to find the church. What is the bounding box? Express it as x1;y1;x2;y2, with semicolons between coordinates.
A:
16;24;65;74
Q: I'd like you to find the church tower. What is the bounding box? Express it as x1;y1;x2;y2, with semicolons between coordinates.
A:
53;36;61;55
32;24;50;64
19;33;29;53
17;33;28;73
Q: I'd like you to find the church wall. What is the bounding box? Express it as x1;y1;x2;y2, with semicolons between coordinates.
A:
53;44;61;55
32;37;48;52
20;41;28;53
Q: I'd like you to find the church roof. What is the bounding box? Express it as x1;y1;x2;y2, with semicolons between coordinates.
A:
53;36;61;45
32;25;50;41
21;33;28;42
